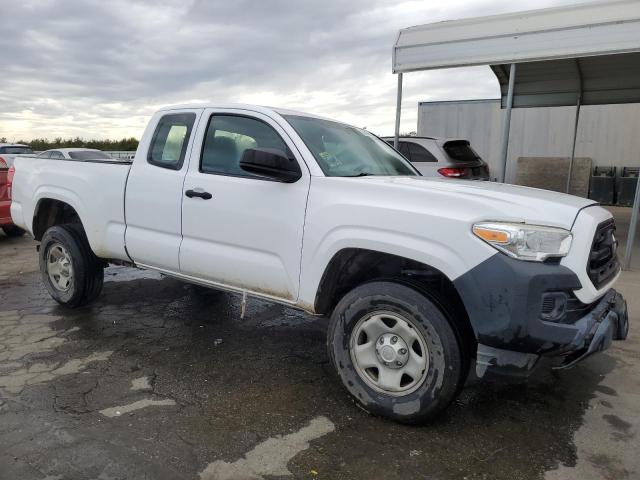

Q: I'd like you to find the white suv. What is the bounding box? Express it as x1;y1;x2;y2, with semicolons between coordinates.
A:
383;136;490;180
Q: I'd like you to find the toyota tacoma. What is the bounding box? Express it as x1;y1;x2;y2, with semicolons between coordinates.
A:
10;104;628;423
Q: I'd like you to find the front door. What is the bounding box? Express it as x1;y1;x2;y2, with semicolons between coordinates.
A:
179;109;310;301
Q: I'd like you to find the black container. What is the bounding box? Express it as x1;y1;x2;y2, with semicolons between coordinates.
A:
589;166;616;205
616;167;639;207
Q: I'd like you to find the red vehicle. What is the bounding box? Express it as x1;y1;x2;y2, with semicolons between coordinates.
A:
1;143;33;236
0;158;25;237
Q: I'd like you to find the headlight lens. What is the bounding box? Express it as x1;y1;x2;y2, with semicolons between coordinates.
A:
472;222;572;262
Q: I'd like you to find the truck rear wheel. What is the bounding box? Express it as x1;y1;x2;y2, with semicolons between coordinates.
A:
39;224;104;308
327;281;464;423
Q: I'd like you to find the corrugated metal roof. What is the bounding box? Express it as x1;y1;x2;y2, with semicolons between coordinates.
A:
393;0;640;107
394;0;640;72
490;52;640;107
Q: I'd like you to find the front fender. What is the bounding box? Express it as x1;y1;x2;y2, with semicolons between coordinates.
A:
297;225;495;311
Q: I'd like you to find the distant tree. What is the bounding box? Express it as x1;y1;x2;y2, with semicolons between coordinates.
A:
15;137;139;151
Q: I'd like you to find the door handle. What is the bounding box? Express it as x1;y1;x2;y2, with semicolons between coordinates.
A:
185;189;212;200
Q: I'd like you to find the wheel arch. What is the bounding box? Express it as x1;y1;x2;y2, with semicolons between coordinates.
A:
32;197;87;241
313;248;477;355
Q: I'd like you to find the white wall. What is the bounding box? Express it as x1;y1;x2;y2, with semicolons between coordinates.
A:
417;100;640;183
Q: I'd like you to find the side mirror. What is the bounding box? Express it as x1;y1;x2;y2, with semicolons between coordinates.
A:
239;148;302;183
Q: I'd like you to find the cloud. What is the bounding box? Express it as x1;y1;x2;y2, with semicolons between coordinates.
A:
0;0;571;141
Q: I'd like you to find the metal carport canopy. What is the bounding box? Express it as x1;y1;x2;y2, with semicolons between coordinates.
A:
391;0;640;269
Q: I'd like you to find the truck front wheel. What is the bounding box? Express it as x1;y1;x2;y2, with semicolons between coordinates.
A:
40;224;104;308
327;281;465;423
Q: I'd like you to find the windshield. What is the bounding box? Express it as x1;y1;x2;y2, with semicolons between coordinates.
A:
284;115;418;177
0;146;33;155
68;150;112;160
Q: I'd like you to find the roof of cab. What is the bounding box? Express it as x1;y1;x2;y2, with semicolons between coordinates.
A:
156;103;337;122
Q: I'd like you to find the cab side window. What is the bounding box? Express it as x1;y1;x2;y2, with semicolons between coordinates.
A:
148;113;196;170
200;114;293;178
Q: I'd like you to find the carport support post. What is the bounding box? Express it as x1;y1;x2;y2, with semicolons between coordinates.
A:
499;63;516;183
565;98;581;194
394;73;403;149
566;60;583;194
623;175;640;270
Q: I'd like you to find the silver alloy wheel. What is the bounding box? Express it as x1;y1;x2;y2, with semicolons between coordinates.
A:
350;311;429;396
47;243;73;292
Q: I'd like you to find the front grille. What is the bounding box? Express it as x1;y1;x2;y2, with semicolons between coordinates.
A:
587;219;620;289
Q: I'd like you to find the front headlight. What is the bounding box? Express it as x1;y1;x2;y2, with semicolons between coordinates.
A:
472;222;572;262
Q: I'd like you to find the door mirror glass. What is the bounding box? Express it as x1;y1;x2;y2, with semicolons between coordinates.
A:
239;148;302;183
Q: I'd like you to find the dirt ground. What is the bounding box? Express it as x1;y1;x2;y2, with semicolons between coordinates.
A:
1;215;639;479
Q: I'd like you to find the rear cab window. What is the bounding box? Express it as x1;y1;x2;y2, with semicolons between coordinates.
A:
148;113;196;170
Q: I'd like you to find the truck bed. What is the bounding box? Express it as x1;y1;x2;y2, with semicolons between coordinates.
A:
10;156;132;260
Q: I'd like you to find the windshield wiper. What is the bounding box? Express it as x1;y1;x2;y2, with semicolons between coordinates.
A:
344;172;374;177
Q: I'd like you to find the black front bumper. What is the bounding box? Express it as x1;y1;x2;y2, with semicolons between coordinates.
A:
454;253;628;378
553;289;628;369
474;289;628;378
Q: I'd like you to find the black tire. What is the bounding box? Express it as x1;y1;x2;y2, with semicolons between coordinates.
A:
39;224;104;308
327;281;465;424
2;225;25;237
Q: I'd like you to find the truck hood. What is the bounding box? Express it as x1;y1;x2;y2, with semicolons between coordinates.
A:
358;176;597;229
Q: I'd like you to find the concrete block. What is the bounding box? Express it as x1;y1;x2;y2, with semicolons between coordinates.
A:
515;157;592;197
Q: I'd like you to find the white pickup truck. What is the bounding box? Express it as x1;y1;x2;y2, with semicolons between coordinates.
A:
11;104;628;423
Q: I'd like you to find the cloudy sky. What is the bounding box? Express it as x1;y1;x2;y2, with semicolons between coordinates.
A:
1;0;576;141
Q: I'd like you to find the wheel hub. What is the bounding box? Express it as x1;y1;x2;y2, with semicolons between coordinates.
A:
376;333;409;368
47;243;73;292
350;311;429;396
